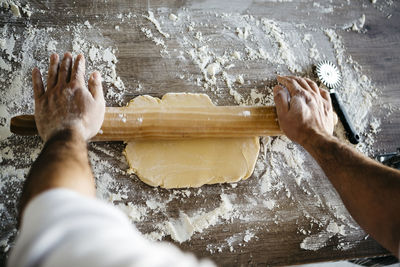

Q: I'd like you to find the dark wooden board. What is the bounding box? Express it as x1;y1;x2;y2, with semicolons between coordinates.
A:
0;0;399;266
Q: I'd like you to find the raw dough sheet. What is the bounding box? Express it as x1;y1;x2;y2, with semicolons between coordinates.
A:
124;93;260;188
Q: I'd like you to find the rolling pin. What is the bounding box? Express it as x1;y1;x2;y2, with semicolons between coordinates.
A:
10;106;282;141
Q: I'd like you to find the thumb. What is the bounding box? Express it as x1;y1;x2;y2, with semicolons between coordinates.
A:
273;85;289;118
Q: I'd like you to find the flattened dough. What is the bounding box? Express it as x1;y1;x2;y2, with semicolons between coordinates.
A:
124;93;260;188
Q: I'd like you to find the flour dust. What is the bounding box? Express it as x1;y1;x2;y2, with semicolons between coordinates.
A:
0;0;396;260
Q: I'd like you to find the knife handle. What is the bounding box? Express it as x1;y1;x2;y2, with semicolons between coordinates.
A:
330;91;360;144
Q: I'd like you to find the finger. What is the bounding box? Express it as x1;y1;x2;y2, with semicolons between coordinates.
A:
32;68;45;102
47;53;59;90
289;76;314;94
319;87;330;101
70;54;85;84
273;85;290;115
277;75;301;96
57;52;73;86
88;71;104;101
304;78;320;95
333;112;338;126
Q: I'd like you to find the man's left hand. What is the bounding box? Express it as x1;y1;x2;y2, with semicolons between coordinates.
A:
32;52;105;142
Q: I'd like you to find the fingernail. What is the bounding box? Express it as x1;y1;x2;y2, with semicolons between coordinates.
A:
91;72;102;82
64;52;72;59
50;54;57;62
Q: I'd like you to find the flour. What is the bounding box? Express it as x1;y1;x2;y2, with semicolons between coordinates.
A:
302;33;320;61
300;220;350;251
312;2;334;14
0;28;16;61
46;40;58;52
0;20;129;253
1;0;32;17
0;105;11;141
324;28;379;154
236;74;244;84
0;2;394;261
206;62;221;76
355;14;366;31
344;14;367;32
141;11;312;104
243;230;255;242
117;203;148;222
169;13;178;22
143;11;170;38
236;26;251;40
160;194;234;243
130;8;379;253
145;198;167;212
261;18;301;72
132;8;385;252
369;118;381;134
370;0;393;18
141;27;167;50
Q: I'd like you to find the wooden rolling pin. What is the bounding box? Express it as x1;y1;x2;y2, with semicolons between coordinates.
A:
10;106;282;141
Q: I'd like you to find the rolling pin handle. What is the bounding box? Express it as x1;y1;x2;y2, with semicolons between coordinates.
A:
10;115;38;136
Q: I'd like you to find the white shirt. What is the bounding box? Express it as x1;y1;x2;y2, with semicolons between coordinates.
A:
8;189;215;267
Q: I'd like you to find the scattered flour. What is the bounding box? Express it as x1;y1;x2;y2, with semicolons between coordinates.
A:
261;18;302;72
236;26;251;40
0;0;32;17
102;8;383;253
143;11;170;39
0;2;394;262
141;27;167;51
243;230;255;242
169;13;178;22
343;14;367;32
324;28;380;154
312;2;334;14
159;194;234;243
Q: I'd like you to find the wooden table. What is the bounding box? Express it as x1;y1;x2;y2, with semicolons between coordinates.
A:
1;0;399;266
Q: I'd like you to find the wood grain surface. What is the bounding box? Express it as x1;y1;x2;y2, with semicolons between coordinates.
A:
1;0;399;266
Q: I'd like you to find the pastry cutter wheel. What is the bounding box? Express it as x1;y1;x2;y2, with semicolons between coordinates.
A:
316;61;360;144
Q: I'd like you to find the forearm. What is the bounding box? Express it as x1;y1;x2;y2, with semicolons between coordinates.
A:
19;129;95;218
304;134;400;255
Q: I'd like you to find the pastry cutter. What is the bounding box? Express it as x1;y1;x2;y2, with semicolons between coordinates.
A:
316;60;360;144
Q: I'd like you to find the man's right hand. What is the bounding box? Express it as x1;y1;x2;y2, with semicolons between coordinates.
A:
273;75;337;147
274;75;400;257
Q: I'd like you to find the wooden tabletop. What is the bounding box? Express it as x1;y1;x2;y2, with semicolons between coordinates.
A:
1;0;399;266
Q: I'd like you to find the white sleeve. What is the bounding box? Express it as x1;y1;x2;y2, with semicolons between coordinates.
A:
8;189;215;267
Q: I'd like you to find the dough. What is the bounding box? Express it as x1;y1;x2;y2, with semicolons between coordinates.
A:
124;93;260;189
